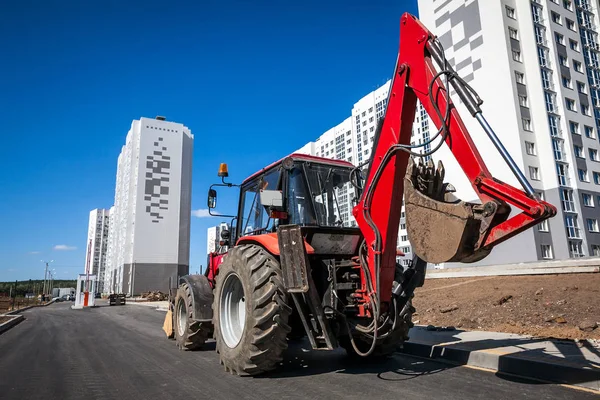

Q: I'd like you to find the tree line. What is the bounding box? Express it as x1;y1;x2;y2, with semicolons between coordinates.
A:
0;280;77;297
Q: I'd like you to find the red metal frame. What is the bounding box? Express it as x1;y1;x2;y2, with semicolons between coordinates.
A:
353;13;557;313
242;153;354;185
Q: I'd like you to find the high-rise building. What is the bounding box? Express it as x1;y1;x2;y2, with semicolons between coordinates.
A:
297;0;600;266
104;117;194;294
84;209;110;293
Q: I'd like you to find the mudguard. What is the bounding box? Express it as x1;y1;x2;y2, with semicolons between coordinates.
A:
179;274;214;323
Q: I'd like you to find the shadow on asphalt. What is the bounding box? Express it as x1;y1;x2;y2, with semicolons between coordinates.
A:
257;340;452;380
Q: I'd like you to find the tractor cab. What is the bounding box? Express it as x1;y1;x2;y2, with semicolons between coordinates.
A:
208;154;362;255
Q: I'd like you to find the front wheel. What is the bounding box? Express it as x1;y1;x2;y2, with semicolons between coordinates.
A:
213;244;292;375
173;283;210;350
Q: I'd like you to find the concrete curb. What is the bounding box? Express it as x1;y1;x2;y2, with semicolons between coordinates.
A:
5;299;57;315
398;340;600;392
426;258;600;279
0;314;24;334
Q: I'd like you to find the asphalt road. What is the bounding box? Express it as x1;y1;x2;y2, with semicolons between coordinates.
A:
0;302;595;400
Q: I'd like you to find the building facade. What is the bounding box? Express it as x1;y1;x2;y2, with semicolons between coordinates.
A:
297;0;600;266
84;208;110;292
104;117;194;294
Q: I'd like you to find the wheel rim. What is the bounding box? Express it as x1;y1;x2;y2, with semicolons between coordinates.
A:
177;298;187;337
220;273;246;348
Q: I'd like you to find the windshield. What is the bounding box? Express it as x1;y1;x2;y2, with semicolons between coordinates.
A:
303;163;357;227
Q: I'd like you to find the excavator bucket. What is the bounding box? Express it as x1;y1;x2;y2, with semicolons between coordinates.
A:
403;157;508;264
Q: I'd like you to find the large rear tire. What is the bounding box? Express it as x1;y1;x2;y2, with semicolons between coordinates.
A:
174;283;210;350
213;244;292;376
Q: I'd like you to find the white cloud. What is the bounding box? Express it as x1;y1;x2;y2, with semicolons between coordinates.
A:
191;208;219;218
53;244;77;251
29;251;40;254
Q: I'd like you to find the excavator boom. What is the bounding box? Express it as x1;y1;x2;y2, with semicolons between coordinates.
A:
353;13;557;309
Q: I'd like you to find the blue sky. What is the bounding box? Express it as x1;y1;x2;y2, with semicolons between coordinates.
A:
0;0;418;281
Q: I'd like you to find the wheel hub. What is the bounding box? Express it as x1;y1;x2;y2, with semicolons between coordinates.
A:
177;298;187;337
220;273;246;348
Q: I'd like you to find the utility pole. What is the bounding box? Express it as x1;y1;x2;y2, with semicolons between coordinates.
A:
41;260;54;300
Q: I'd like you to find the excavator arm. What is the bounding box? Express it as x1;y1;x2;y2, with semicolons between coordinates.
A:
353;13;557;314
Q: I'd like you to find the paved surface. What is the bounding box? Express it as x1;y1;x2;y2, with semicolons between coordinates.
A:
403;327;600;392
0;302;595;400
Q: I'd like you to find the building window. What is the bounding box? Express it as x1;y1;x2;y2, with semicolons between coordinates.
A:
563;0;573;11
519;94;528;107
569;121;580;134
569;39;580;52
506;6;515;19
585;125;595;138
579;168;589;182
542;69;554;90
582;104;591;115
541;244;553;259
551;11;562;24
566;18;576;31
590;148;598;161
575;145;584;158
512;50;522;62
525;141;536;155
515;71;525;84
557;163;569;186
562;75;572;88
588;218;599;232
566;98;576;111
574;60;583;72
559;55;568;66
561;189;575;211
400;235;408;242
566;216;580;239
577;81;587;93
538;219;549;232
549;115;560;136
553;138;565;161
555;32;565;45
509;27;518;40
583;193;594;207
522;118;532;131
529;166;540;180
594;171;600;184
592;245;600;256
569;241;584;257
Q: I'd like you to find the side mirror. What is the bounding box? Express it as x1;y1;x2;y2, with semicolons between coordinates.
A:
208;188;217;209
260;189;283;208
260;189;288;219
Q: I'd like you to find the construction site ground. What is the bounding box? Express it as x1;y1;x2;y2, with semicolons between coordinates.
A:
412;272;600;340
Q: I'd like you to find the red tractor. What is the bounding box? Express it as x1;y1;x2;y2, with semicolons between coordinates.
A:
165;13;556;375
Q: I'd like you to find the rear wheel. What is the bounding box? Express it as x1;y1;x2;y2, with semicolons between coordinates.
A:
213;244;292;375
174;283;210;350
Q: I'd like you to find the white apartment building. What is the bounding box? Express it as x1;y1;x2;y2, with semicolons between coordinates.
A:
84;208;110;293
104;117;194;294
296;0;600;266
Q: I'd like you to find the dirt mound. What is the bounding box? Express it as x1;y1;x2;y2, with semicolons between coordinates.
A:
412;273;600;340
141;291;168;301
